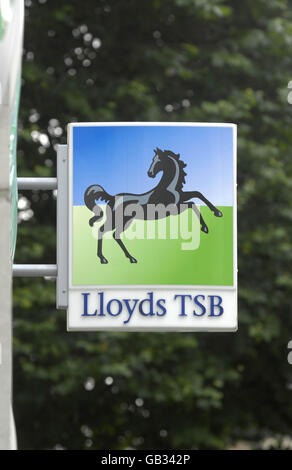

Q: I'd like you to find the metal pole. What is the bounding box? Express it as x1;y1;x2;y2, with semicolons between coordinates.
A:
13;264;57;278
17;177;57;191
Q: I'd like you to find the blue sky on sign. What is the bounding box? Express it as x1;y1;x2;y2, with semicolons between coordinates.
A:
73;125;234;206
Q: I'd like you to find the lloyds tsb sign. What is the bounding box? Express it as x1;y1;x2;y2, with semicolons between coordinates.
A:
66;122;237;332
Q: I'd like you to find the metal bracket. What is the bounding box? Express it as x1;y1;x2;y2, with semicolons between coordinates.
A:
56;145;68;310
13;144;68;309
13;264;57;277
17;177;57;191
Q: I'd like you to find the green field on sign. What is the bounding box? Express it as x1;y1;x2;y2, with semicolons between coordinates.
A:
72;205;233;286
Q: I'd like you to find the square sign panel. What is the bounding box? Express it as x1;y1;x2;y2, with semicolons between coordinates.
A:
67;123;237;331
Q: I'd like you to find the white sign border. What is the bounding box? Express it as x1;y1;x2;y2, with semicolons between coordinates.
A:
67;122;237;332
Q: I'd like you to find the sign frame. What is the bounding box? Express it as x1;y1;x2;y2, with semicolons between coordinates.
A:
66;122;237;332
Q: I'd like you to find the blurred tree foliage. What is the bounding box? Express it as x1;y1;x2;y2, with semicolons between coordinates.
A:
14;0;292;449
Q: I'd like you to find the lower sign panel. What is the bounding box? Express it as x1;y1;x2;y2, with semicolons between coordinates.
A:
67;122;237;332
68;289;237;331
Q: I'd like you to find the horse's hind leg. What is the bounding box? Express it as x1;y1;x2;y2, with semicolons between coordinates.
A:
97;223;112;264
114;234;137;263
183;191;222;217
113;219;137;263
96;206;113;264
97;232;108;264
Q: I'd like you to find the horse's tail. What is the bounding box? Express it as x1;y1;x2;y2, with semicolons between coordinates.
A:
84;184;113;211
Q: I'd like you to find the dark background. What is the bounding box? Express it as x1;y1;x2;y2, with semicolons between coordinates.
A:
14;0;292;450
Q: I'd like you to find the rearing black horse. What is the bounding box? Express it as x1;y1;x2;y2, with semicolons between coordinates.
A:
84;148;222;264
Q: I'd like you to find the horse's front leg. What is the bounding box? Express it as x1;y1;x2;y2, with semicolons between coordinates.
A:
182;191;222;217
178;201;208;233
186;202;209;233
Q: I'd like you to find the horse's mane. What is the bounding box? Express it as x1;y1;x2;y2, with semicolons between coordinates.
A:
164;149;187;191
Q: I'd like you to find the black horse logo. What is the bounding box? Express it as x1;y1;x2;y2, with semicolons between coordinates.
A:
84;148;222;264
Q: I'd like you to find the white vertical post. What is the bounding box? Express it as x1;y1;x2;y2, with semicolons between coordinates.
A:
0;95;13;453
0;0;24;450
